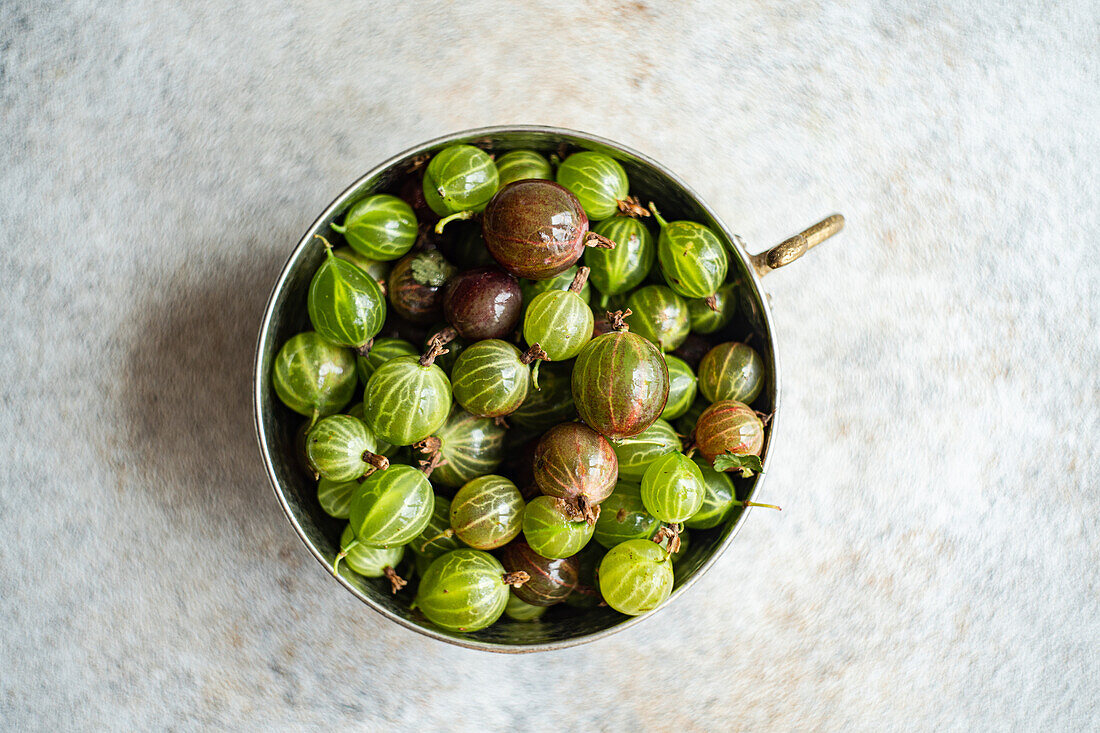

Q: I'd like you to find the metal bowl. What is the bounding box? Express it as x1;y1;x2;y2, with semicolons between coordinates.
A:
253;125;842;652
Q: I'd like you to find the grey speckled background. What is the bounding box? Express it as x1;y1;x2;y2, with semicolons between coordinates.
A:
2;1;1098;730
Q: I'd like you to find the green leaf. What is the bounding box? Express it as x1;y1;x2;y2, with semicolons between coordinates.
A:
712;452;764;478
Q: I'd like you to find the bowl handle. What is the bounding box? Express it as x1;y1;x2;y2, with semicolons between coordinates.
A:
749;214;845;276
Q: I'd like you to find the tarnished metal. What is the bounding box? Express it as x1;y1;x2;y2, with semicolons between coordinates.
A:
253;125;842;653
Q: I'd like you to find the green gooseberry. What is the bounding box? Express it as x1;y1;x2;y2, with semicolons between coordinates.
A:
347;464;434;548
625;284;690;352
640;452;706;524
675;396;709;437
687;282;738;335
337;525;404;577
698;342;766;404
504;591;549;621
271;331;357;419
307;240;387;350
686;456;780;529
495;149;553;187
594;482;660;549
451;339;530;418
520;266;592;321
317;477;358;519
423;144;499;221
363;346;452;446
563;541;605;608
598;539;674;616
305;414;388;482
522;266;594;375
410;494;465;560
509;359;577;431
356;337;418;385
332;246;391;288
585;216;655;304
651;204;728;299
660;355;698;420
522;495;595;559
421;407;506;489
449;475;525;550
330;194;418;261
344;402;397;458
555;151;629;221
612;418;681;482
414;549;513;632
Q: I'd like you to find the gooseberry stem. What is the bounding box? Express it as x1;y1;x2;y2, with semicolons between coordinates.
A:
606;309;632;332
616;195;650;218
704;293;720;313
419;337;450;367
333;539;360;577
599;292;610;308
647;202;669;229
419;528;454;553
684;446;697;460
583;231;616;249
314;234;335;254
384;566;408;594
356;338;374;358
362;451;389;473
569;266;590;294
330;222;347;234
434;210;476;234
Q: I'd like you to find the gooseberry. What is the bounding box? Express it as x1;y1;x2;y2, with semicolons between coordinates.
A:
441;267;522;340
556;151;644;221
414;549;518;632
387;249;457;324
639;451;705;524
585;216;655;304
598;539;673;616
593;482;660;549
450;339;530;418
271;331;356;420
571;310;669;441
307;238;386;350
449;475;525;550
305;414;389;482
482;179;614;280
331;194;418;261
693;400;765;476
495;149;552;187
415;407;505;489
651;203;727;299
687;282;738;335
356;337;418;385
500;540;579;606
698;342;765;404
533;422;617;521
347;463;434;548
522;495;595;559
362;340;452;445
422;144;499;220
625;284;690;351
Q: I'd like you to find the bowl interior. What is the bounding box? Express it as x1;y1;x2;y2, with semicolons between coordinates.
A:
254;126;778;652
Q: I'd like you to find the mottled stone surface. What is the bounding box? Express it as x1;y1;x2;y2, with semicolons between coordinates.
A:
1;1;1097;729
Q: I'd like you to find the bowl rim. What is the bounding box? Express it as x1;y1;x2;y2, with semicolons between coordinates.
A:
253;124;781;653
